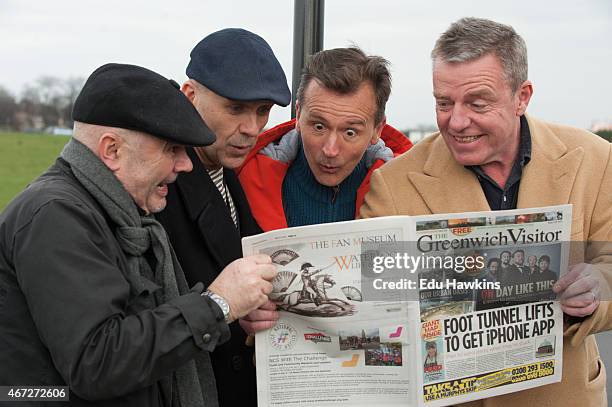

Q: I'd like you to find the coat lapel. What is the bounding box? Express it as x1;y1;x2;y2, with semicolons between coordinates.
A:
225;169;262;236
408;135;490;214
176;148;242;268
517;116;584;209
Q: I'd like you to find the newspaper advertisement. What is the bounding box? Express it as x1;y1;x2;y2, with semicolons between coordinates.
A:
242;205;569;407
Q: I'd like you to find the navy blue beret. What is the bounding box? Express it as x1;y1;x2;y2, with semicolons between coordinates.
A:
186;28;291;106
73;63;215;146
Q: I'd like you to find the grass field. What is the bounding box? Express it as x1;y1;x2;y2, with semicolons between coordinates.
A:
0;132;70;211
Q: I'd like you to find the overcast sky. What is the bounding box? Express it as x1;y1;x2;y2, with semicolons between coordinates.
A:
1;0;610;130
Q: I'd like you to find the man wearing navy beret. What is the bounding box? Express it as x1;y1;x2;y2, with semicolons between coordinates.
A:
0;63;277;406
156;28;291;406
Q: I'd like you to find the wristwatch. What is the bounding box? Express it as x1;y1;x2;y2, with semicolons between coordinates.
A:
202;290;231;322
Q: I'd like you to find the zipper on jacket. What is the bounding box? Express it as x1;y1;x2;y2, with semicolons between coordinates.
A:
331;186;340;204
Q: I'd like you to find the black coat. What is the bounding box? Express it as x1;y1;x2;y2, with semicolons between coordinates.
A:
156;148;262;407
0;158;229;406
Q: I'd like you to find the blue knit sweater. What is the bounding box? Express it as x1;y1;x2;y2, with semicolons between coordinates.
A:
282;143;368;227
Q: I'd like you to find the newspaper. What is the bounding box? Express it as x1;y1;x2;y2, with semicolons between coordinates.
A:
242;205;570;407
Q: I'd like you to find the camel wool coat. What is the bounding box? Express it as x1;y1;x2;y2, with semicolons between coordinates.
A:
360;115;612;407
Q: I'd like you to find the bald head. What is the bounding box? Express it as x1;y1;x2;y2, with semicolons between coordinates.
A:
72;122;141;153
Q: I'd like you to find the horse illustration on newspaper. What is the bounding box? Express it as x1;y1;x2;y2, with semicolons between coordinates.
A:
268;249;362;317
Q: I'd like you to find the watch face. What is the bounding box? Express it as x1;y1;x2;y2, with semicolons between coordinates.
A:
219;302;230;321
219;300;229;314
208;292;230;321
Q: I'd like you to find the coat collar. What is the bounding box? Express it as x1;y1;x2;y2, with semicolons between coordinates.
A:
408;115;584;213
517;116;584;209
175;148;242;267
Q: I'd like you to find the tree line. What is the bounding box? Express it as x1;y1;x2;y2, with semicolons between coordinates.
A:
0;77;610;143
0;76;84;132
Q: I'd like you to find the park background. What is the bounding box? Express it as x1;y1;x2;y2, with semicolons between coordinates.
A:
1;0;611;209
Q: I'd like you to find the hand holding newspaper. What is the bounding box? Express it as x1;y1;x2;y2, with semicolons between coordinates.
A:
242;205;570;407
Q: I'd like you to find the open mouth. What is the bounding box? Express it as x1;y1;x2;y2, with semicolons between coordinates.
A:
320;164;339;174
156;183;168;195
230;144;252;152
452;135;482;144
156;178;176;196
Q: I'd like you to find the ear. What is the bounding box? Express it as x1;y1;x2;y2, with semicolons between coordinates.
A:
97;132;124;171
181;80;196;102
515;80;533;116
294;100;302;132
371;116;386;145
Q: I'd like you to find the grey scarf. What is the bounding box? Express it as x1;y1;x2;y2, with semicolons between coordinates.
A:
61;138;215;407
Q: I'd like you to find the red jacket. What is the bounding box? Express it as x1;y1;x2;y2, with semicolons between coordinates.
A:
238;119;412;231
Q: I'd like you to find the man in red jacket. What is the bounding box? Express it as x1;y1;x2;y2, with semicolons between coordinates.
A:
238;47;412;334
238;47;412;232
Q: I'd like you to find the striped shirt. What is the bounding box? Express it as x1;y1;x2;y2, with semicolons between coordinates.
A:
207;167;238;228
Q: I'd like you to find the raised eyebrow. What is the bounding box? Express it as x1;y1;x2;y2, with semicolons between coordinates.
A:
345;120;366;128
307;113;328;124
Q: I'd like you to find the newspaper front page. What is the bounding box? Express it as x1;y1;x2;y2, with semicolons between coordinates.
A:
411;206;567;406
242;205;569;407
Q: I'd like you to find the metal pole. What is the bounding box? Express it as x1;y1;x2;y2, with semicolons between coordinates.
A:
291;0;324;118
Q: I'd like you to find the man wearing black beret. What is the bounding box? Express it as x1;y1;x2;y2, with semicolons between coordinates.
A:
0;63;277;406
156;28;290;406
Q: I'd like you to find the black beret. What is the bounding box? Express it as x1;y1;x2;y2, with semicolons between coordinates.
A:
73;63;215;146
186;28;291;106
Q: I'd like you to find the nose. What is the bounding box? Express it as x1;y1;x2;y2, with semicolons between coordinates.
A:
175;147;193;173
448;104;471;133
239;113;262;138
322;133;340;158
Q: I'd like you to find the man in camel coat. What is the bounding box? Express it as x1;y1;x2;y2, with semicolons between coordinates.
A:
361;17;611;407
